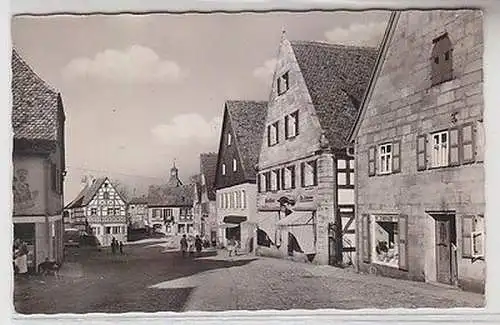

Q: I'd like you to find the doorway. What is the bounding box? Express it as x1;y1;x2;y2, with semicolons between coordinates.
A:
434;214;457;285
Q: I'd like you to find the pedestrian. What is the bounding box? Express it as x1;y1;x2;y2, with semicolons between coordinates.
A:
119;241;124;255
227;237;235;257
187;235;195;257
111;237;116;255
195;235;203;257
180;234;188;258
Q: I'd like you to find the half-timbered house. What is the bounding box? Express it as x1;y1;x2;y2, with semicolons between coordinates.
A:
348;10;485;293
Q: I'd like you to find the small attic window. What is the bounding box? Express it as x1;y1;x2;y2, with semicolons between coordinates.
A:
431;33;453;86
277;71;290;95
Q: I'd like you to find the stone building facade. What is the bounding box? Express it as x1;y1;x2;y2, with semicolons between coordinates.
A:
256;35;377;265
12;49;66;270
349;10;485;293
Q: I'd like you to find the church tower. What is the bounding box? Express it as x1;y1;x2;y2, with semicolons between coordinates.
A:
167;160;183;187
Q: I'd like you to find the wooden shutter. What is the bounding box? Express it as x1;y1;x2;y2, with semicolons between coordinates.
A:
257;173;261;193
449;127;460;166
416;135;427;171
368;146;376;176
398;214;409;271
361;214;370;263
291;166;296;189
313;160;318;186
300;162;305;187
295;111;299;135
462;215;474;258
392;140;401;173
275;122;279;144
284;115;289;139
267;125;271;146
476;120;485;162
461;123;475;164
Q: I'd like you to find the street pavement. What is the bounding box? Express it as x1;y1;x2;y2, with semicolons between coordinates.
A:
13;242;484;314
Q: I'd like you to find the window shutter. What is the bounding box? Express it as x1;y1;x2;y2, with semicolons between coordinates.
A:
313;160;318;186
462;215;474;258
392;140;401;173
301;162;305;187
416;135;427;171
361;214;370;263
266;172;271;192
368;146;376;176
277;77;282;95
295;111;299;135
281;168;286;189
284;115;289;139
291;166;296;189
398;214;409;271
257;173;261;193
276;170;281;191
475;120;485;162
461;123;475;164
267;125;271;146
276;122;279;144
449;127;460;166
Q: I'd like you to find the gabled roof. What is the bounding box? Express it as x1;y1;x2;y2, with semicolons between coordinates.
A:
200;152;218;201
12;49;63;142
129;196;148;205
147;183;194;207
223;100;268;180
65;177;127;209
289;40;378;150
348;12;400;143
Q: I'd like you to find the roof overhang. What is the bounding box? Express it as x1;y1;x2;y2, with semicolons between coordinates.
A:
223;215;247;224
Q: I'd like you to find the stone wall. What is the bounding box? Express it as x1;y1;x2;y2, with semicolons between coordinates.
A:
354;10;484;292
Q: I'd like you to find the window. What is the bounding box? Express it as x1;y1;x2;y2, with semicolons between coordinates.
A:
373;217;399;267
301;160;317;187
178;224;186;233
105;227;111;234
462;215;485;259
285;110;299;139
115;208;121;215
227;133;232;146
107;207;114;215
222;164;226;175
91;208;97;216
104;183;109;188
431;130;449;167
277;71;289;95
270;170;280;191
431;33;453;86
282;165;296;190
232;158;237;172
379;143;392;174
337;158;355;188
242;190;246;209
103;192;110;200
235;191;241;208
268;121;279;146
166;209;173;217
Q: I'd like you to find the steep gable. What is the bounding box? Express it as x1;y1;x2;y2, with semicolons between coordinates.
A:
200;152;218;200
214;100;268;189
147;184;194;207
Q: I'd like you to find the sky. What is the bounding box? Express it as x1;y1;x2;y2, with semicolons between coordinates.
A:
11;10;390;204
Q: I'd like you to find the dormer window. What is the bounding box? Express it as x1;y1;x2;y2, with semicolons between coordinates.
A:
227;133;232;146
277;71;289;95
431;33;453;86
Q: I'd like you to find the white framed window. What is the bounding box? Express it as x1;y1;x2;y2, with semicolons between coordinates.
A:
261;173;268;192
283;166;295;189
302;161;316;187
222;163;226;175
236;191;241;208
285;110;299;139
379;143;392;174
277;71;289;95
270;170;279;191
268;122;279;146
227;133;232;146
232;158;237;172
241;190;246;209
431;130;449;167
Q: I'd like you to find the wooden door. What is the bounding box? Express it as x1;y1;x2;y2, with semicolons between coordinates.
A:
435;217;452;284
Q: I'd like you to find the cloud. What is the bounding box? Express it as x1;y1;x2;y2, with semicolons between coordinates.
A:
151;114;222;146
62;45;187;83
324;21;387;47
252;58;277;85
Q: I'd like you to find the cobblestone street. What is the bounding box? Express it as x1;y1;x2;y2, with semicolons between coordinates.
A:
14;243;484;314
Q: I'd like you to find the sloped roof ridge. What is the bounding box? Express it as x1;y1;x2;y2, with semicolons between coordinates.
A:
289;40;377;51
13;48;59;95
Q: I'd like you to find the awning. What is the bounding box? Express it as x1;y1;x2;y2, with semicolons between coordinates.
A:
277;211;314;227
223;215;247;224
219;223;239;229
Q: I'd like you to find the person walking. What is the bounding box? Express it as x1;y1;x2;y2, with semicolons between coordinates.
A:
187;235;195;257
180;234;188;258
119;241;124;255
195;235;203;257
111;237;116;255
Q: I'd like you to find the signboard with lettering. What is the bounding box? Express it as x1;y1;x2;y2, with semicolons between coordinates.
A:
374;214;399;223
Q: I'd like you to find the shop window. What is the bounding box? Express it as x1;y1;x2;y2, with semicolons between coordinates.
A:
431;33;453;86
373;218;399;267
277;71;289;95
285;110;299;139
301;160;317;187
